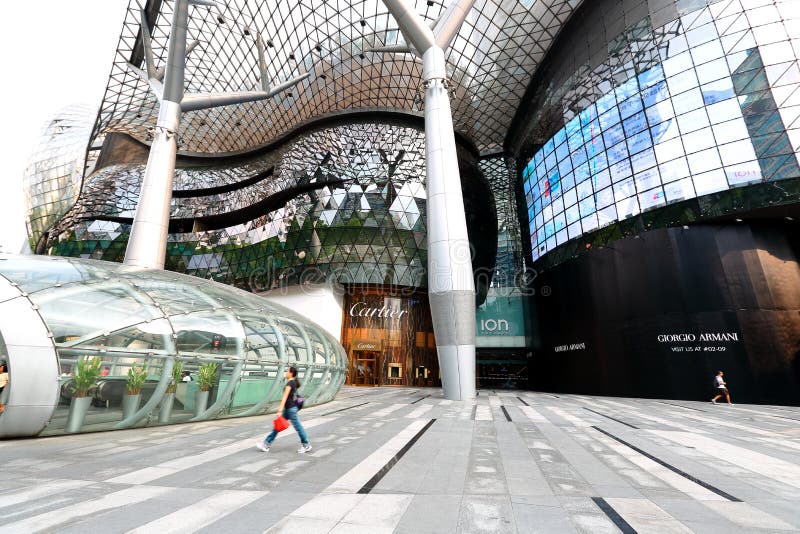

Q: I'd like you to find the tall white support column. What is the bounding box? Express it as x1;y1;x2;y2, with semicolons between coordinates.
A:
380;0;477;400
123;0;310;270
124;102;181;268
124;0;188;269
423;48;476;400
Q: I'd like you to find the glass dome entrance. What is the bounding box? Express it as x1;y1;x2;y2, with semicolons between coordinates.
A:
0;254;347;437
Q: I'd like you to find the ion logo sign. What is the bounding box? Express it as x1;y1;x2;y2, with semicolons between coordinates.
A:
480;319;509;332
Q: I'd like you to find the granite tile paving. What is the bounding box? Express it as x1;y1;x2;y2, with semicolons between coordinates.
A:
0;387;799;533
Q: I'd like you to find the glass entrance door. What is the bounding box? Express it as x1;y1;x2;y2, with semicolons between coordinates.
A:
355;359;376;386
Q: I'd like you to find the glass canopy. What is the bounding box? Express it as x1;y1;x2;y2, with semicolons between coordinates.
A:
0;254;346;437
89;0;583;162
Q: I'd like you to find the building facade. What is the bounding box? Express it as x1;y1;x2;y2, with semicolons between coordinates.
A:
508;0;800;404
20;0;800;404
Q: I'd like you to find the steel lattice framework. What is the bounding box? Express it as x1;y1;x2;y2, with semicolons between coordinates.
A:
89;0;582;161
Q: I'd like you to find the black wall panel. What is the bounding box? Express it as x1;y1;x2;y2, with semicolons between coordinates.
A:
530;221;800;405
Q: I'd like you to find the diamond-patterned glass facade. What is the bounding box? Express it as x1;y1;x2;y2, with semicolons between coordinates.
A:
22;0;587;298
90;0;584;159
479;156;524;291
44;121;495;292
23;105;96;252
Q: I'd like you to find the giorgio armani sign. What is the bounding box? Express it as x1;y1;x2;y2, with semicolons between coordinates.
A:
657;333;740;342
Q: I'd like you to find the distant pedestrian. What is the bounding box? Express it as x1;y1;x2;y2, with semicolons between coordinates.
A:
0;363;8;413
711;370;733;406
257;366;312;453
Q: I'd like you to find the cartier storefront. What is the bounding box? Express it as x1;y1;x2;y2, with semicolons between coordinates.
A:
341;286;439;387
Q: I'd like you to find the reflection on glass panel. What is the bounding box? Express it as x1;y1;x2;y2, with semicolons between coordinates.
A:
65;320;172;353
31;282;162;341
617;197;640;219
0;257;105;293
170;311;244;356
125;277;221;315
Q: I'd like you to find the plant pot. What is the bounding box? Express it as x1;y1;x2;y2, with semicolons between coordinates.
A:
159;392;175;423
66;396;92;433
195;390;209;416
122;394;141;420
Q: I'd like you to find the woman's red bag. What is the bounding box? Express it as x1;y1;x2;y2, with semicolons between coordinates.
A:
273;416;290;432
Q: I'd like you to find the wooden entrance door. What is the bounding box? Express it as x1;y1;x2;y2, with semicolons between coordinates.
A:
354;358;377;386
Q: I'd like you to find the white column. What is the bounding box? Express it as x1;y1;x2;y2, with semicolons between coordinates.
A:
124;0;188;269
423;47;476;400
123;102;181;269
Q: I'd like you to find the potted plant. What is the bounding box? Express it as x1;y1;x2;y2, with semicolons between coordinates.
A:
123;362;147;419
195;362;218;416
159;360;182;423
66;355;102;433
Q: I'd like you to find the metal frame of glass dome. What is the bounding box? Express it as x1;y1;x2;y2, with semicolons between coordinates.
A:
89;0;583;161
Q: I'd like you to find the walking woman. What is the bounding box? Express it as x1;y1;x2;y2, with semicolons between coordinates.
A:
0;363;8;413
257;366;312;453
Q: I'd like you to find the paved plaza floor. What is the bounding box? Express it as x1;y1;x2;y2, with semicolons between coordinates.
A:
1;387;799;533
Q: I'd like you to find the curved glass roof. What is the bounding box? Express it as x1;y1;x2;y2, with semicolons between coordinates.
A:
91;0;583;159
0;254;341;353
0;254;347;436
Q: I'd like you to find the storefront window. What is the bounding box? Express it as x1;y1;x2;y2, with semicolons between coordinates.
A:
341;287;438;387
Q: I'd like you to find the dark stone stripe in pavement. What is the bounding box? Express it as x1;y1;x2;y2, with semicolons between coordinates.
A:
592;425;742;502
592;497;637;533
357;419;437;494
656;401;706;413
584;407;639;429
321;402;369;416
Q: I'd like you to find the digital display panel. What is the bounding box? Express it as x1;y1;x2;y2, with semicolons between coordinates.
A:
522;6;800;262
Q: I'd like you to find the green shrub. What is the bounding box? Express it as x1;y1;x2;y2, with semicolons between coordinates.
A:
197;362;218;392
72;356;102;398
126;362;147;395
167;360;182;394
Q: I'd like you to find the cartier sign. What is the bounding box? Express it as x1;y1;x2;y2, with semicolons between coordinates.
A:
352;339;382;351
349;302;408;320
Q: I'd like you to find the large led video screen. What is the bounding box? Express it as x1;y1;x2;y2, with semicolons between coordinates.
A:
522;2;800;262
